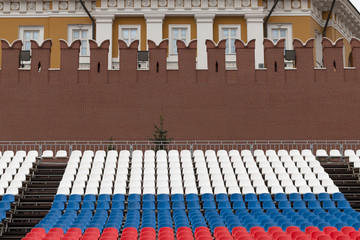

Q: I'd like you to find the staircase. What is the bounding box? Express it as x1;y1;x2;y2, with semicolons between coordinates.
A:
0;162;66;240
319;158;360;211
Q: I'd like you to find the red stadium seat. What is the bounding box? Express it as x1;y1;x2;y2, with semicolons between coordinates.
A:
291;231;306;239
330;231;346;239
67;228;82;236
45;232;62;239
234;232;252;240
277;236;292;240
218;236;234;240
342;228;356;236
197;237;213;240
103;228;119;234
63;232;81;239
49;228;64;236
253;231;269;240
251;227;266;236
336;237;351;240
232;227;248;237
296;236;311;240
306;227;320;236
286;227;301;235
323;227;338;235
272;232;288;240
30;228;46;237
349;231;360;239
268;227;284;236
84;228;101;237
317;235;332;240
256;236;272;240
25;232;43;240
101;232;118;238
100;237;118;240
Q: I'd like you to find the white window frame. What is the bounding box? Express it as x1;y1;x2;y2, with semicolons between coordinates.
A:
268;23;293;68
19;25;44;51
168;24;191;61
267;23;293;50
118;25;141;50
219;24;241;63
67;24;92;65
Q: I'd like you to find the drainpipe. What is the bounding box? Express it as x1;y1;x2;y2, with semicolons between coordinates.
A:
79;0;96;39
264;0;280;38
323;0;336;38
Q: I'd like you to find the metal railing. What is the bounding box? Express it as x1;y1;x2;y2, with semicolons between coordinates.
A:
0;140;359;157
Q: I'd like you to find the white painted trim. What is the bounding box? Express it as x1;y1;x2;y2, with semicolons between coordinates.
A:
67;24;92;64
19;25;44;48
218;24;241;62
267;23;293;50
118;24;141;50
168;24;191;61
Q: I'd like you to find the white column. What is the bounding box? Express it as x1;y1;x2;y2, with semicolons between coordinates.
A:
144;13;165;46
245;13;265;69
195;14;215;70
95;15;114;69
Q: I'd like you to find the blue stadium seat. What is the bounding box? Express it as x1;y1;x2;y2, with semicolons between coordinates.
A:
245;193;257;202
186;194;198;202
187;201;200;210
202;193;215;202
203;201;216;210
332;193;346;201
318;193;331;202
112;194;125;202
83;194;96;202
157;194;170;202
292;200;306;210
66;201;80;211
262;200;276;210
216;193;229;202
303;193;316;202
97;201;110;210
274;193;287;202
233;201;246;210
128;194;141;202
322;200;337;210
172;201;186;210
308;201;322;210
68;194;82;203
112;201;124;210
51;202;64;211
230;193;243;202
142;201;155;210
98;194;111;202
54;194;67;203
337;200;351;210
259;193;272;202
128;201;141;210
143;194;155;202
172;194;184;202
278;201;292;210
157;201;170;210
289;193;302;202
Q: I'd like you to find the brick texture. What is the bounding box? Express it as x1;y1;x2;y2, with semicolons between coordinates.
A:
0;38;359;141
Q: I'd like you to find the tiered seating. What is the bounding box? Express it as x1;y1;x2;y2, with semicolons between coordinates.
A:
0;150;37;221
23;149;360;240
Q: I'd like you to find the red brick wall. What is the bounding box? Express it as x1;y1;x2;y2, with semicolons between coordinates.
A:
0;38;360;141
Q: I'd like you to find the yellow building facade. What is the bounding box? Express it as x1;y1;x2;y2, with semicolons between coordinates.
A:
0;0;358;69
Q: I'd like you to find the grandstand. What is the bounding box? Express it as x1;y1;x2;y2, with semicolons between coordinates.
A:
0;0;360;239
0;142;358;239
